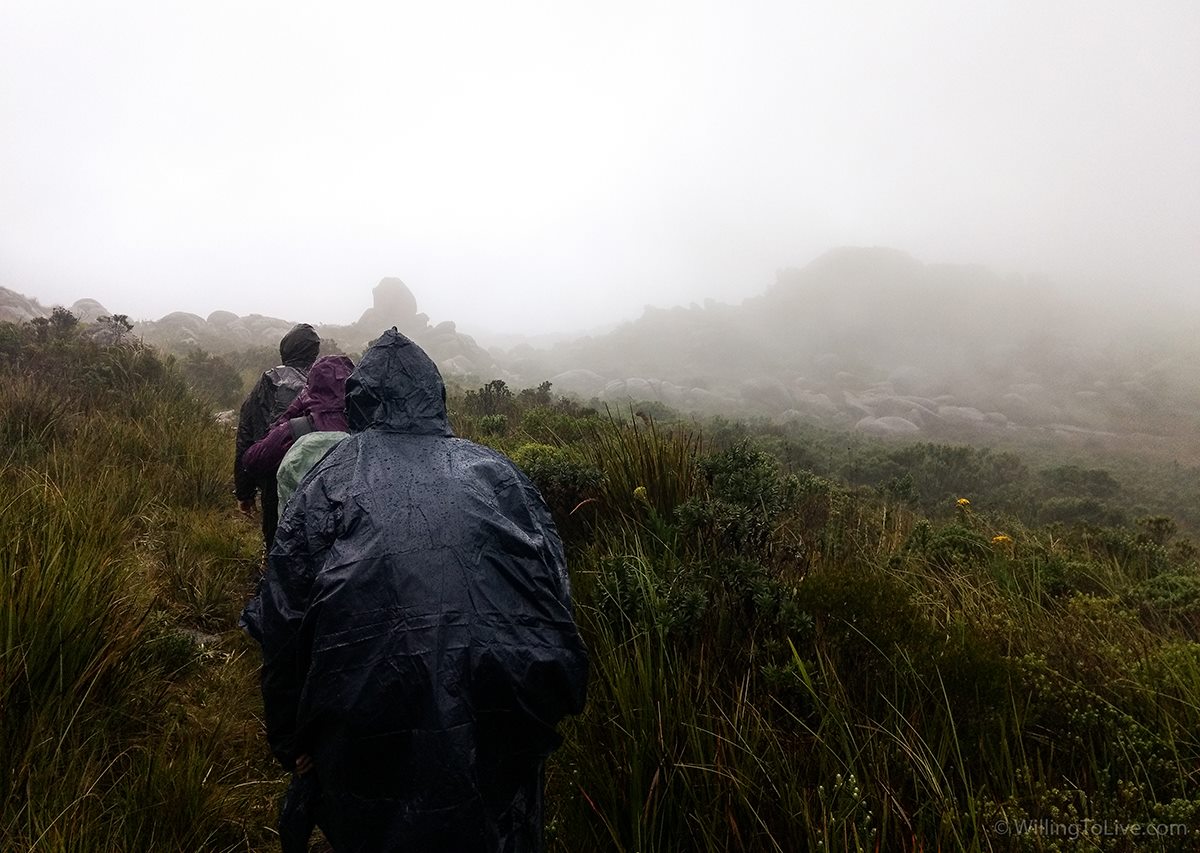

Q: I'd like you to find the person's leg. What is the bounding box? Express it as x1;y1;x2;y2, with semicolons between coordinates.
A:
279;772;320;853
261;482;279;547
489;759;545;853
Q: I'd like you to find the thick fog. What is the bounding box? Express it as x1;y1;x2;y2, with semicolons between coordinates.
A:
1;0;1197;335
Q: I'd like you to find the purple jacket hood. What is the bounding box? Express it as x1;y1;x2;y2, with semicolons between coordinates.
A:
284;355;354;431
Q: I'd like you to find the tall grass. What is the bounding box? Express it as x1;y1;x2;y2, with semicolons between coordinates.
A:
8;347;1200;850
532;408;1200;851
579;409;704;520
0;330;277;851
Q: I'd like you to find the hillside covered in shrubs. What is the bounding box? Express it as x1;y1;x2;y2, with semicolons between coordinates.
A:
5;315;1200;850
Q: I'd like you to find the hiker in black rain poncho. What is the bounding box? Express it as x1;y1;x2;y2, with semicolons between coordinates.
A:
244;329;588;853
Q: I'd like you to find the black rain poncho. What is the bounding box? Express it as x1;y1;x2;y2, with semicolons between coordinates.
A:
244;329;588;853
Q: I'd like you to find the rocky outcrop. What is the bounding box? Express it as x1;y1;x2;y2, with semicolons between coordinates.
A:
354;278;422;336
122;279;503;381
1;277;501;384
0;287;50;323
0;288;114;326
136;311;294;352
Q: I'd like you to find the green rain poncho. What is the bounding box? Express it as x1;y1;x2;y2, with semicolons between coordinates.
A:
276;430;349;509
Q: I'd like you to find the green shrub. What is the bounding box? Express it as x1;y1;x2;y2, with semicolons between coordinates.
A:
1040;495;1126;527
464;378;517;417
1086;526;1171;581
479;413;508;436
1131;569;1200;635
1040;464;1121;499
594;552;709;639
677;441;800;557
519;406;596;443
511;442;605;523
920;523;993;571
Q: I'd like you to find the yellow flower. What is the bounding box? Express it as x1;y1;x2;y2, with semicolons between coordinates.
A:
956;497;971;508
992;534;1012;544
633;486;649;503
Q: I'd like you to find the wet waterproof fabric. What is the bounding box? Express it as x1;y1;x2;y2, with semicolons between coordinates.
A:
275;430;348;509
285;353;354;431
234;323;321;544
279;771;321;853
238;430;349;646
241;354;354;482
244;329;588;853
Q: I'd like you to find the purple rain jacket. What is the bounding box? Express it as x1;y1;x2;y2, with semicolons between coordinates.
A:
241;354;355;479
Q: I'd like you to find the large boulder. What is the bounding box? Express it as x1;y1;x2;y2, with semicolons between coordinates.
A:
207;310;239;326
601;377;690;405
373;277;418;317
842;391;876;419
739;377;794;411
357;278;421;334
70;298;109;323
549;369;607;397
937;406;988;428
604;378;654;399
158;311;206;328
791;390;839;417
863;394;938;426
222;322;255;346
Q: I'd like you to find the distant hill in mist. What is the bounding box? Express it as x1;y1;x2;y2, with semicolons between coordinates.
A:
5;247;1199;459
501;247;1200;459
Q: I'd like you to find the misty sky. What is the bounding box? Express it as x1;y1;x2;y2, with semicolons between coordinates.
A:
2;1;1197;335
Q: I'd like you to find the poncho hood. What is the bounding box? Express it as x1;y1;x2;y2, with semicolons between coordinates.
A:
345;328;452;435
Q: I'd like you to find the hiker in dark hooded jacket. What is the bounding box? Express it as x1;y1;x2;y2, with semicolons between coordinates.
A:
243;329;588;853
234;323;321;547
241;354;354;489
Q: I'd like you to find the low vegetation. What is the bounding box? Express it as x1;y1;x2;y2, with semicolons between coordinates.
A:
4;317;1200;850
0;318;276;850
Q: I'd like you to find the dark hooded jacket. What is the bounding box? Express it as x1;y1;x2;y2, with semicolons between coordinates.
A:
235;323;321;545
243;329;588;853
234;324;321;500
241;354;354;479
